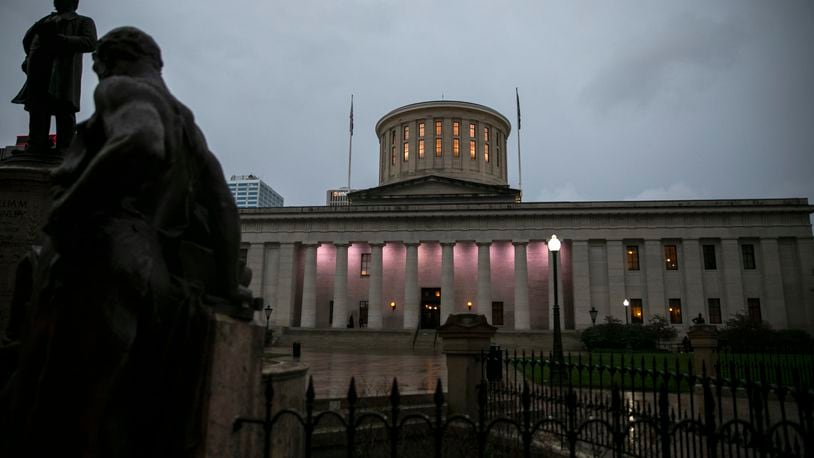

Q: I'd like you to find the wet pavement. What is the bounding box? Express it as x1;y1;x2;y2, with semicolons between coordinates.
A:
269;347;447;399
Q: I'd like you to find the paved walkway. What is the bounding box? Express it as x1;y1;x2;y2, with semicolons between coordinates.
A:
269;347;447;399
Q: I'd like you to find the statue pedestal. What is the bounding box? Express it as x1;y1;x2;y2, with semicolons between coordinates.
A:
202;313;265;458
438;314;497;418
0;157;58;339
687;325;719;377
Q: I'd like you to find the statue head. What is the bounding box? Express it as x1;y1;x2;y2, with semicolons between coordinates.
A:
54;0;78;13
93;27;163;79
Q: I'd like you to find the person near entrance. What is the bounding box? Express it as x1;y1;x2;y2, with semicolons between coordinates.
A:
12;0;96;154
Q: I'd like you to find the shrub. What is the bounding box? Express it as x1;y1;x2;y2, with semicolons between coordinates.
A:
717;313;813;353
580;315;660;351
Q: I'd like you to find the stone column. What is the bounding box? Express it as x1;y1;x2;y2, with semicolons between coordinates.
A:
797;238;814;333
441;242;456;325
476;241;492;321
403;242;420;329
437;314;497;418
687;325;719;376
262;244;280;321
331;243;349;329
513;241;530;330
760;238;788;328
571;240;592;328
682;239;705;321
245;243;265;298
276;243;297;327
721;239;744;317
645;239;665;319
300;243;319;328
606;240;625;322
368;243;384;329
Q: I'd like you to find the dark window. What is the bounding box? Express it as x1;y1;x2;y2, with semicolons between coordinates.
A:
664;245;678;270
747;298;762;322
491;301;504;325
703;244;717;270
742;244;756;270
669;298;682;324
360;253;370;277
626;246;640;270
329;300;334;325
630;298;643;324
359;301;368;328
708;298;722;324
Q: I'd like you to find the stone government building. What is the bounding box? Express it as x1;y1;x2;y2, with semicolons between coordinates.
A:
239;101;814;334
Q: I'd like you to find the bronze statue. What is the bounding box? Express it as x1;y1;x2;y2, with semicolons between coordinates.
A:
11;0;96;154
1;27;245;457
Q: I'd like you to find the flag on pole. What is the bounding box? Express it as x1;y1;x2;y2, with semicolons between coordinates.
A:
515;87;521;130
349;94;354;136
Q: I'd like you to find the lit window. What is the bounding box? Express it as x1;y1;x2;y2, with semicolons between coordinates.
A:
491;301;504;325
469;140;476;160
453;138;460;157
708;298;722;324
668;298;682;324
484;143;489;162
630;298;643;324
703;244;717;270
747;297;761;321
664;245;678;270
435;138;442;157
435;120;442;136
403;125;409;140
360;253;370;277
453;121;460;136
626;246;640;270
483;126;489;142
418;139;424;158
403;142;409;161
469;123;476;138
742;244;756;270
418;121;424;138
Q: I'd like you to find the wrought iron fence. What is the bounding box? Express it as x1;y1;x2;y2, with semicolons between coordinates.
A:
234;351;813;457
482;348;814;458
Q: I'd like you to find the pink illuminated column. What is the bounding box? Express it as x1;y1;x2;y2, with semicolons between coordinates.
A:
403;242;420;329
368;243;384;329
476;242;492;320
514;241;530;330
300;243;320;328
441;242;456;325
332;243;349;328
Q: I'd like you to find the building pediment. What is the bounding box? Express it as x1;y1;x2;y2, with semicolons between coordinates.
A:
348;175;520;204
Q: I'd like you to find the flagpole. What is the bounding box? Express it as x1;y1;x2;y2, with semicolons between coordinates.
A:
347;94;354;192
516;87;522;195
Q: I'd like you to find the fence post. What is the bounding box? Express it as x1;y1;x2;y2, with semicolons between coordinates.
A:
437;314;497;418
687;325;718;377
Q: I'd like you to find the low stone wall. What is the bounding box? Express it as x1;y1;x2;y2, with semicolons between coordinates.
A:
274;327;584;353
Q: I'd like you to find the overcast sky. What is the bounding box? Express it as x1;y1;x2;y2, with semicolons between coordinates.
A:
1;1;812;209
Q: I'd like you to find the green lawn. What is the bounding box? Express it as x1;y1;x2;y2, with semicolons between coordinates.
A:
514;351;812;391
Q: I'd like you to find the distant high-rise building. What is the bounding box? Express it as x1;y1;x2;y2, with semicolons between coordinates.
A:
227;174;283;208
326;187;356;206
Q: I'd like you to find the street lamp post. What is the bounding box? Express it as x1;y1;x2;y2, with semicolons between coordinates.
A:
264;304;273;347
622;298;632;351
549;235;564;381
589;306;598;326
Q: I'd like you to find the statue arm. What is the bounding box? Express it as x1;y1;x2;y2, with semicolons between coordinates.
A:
49;79;166;226
57;17;97;53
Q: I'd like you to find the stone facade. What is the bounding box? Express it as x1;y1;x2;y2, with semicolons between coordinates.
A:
239;101;814;334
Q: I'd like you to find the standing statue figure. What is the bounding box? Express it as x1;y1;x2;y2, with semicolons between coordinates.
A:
0;27;245;457
11;0;96;154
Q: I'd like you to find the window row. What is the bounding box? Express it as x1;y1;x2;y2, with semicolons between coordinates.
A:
382;120;502;164
625;243;758;271
623;297;761;325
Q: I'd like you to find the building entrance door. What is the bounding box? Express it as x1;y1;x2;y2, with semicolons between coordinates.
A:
420;288;441;329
